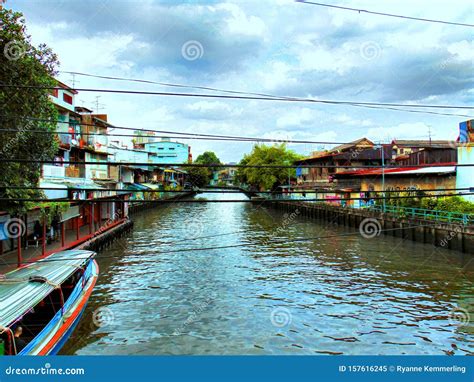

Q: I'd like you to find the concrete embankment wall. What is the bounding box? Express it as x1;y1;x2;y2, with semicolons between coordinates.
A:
266;201;474;254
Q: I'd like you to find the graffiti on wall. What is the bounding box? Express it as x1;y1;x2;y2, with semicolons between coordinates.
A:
385;185;420;192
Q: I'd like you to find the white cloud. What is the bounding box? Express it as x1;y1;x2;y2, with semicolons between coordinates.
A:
185;101;243;119
214;3;267;38
276;108;319;128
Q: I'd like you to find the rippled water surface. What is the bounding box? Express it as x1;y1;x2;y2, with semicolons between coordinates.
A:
61;192;474;355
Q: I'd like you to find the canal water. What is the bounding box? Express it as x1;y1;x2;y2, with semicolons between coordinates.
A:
61;192;474;355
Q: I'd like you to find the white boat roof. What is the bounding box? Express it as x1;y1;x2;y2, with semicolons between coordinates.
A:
0;250;95;328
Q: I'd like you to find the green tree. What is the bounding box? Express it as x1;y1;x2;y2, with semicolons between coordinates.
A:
194;151;222;184
236;144;303;190
194;151;221;166
0;8;59;215
186;166;210;188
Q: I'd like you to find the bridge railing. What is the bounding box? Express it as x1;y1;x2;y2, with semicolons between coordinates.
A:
259;195;474;226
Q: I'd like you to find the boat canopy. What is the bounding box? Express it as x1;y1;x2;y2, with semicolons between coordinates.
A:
0;250;95;328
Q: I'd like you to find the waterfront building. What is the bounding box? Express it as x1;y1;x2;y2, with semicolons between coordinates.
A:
216;164;237;186
293;135;465;206
108;142;154;199
456;119;474;202
391;140;457;165
293;138;389;203
108;142;151;183
294;138;376;187
334;164;456;208
132;134;191;188
137;137;192;164
133;130;156;145
0;80;131;260
43;80;81;185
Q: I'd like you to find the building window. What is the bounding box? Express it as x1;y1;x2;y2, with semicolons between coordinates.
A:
169;147;175;150
63;93;73;104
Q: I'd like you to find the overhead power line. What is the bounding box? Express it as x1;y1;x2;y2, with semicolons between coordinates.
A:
0;116;469;147
0;126;468;148
0;159;466;169
0;125;358;145
57;71;474;118
0;128;276;143
59;70;295;100
0;85;472;110
296;1;474;28
0;186;471;194
1;192;473;203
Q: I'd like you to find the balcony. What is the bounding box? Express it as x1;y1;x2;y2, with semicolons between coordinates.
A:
86;135;108;153
90;168;109;180
65;165;86;178
58;132;72;146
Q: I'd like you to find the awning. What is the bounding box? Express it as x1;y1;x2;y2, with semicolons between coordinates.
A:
93;180;118;185
141;183;161;190
61;205;80;222
38;181;69;199
65;181;105;190
121;165;150;171
124;183;151;191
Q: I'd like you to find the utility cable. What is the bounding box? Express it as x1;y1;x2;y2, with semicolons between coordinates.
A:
296;1;474;28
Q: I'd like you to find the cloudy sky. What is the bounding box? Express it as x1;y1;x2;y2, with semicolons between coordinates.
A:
9;0;474;162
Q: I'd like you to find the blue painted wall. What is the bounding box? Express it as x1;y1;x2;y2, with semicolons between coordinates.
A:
144;140;190;164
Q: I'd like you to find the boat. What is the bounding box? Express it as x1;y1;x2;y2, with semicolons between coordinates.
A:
0;250;99;355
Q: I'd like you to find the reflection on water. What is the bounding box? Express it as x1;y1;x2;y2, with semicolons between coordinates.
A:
61;192;474;355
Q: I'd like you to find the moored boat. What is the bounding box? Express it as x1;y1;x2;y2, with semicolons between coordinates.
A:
0;250;99;355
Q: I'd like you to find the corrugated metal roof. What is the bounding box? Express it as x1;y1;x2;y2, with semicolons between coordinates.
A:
294;138;375;163
391;140;453;148
0;250;95;328
335;163;456;177
392;166;456;175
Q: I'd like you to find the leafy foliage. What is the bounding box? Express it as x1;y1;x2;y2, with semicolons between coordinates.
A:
236;144;303;190
194;151;221;166
381;192;474;214
0;8;59;215
25;201;70;224
186;151;222;187
186;166;210;188
421;195;474;214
